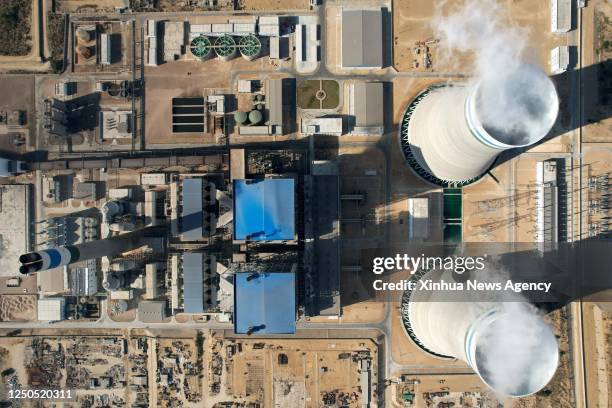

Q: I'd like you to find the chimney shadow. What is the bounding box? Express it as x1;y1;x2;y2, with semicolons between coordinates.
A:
495;58;612;168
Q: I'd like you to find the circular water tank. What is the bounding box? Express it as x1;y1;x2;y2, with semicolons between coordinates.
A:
256;94;264;102
238;35;261;61
103;274;122;291
255;104;264;111
190;35;212;60
248;110;263;125
214;35;237;61
234;111;248;125
107;83;121;97
113;300;128;313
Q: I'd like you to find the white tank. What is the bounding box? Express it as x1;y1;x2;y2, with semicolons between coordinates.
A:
400;64;559;185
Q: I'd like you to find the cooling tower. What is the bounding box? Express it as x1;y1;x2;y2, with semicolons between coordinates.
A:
399;64;559;185
19;230;144;274
402;269;559;397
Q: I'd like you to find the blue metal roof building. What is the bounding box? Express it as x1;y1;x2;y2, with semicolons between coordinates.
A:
234;272;296;334
233;179;295;241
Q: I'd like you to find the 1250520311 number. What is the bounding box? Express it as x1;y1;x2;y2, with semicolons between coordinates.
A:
8;389;74;400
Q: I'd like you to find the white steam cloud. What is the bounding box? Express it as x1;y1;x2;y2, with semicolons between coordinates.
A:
475;302;559;397
433;0;558;145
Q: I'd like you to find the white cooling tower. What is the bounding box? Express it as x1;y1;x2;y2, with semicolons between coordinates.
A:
399;64;559;185
403;269;559;397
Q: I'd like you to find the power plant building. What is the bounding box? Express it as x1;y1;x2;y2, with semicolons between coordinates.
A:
0;185;31;276
178;252;217;313
551;0;571;33
341;9;383;69
37;298;66;321
233;179;295;242
234;272;296;334
138;300;166;323
536;160;562;244
351;82;384;135
171;178;217;241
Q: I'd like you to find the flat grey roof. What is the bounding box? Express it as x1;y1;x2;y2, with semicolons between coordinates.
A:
342;9;383;68
268;79;283;126
181;178;203;241
0;185;30;277
138;300;166;323
354;82;384;127
182;252;203;313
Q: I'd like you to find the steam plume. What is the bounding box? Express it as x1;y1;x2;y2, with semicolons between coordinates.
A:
433;0;558;145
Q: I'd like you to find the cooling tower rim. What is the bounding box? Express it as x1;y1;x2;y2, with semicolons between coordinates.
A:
468;64;560;149
398;84;486;188
465;308;560;397
400;268;455;360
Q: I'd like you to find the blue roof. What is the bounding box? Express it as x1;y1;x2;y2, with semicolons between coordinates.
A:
233;179;295;241
234;272;296;334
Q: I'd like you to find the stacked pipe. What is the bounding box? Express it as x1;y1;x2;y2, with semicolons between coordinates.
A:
19;229;144;274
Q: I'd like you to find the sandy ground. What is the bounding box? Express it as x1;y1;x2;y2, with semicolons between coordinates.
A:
0;295;36;322
581;302;611;408
392;0;567;74
220;337;377;408
58;0;129;13
236;0;309;11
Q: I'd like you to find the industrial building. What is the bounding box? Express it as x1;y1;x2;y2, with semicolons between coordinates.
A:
0;185;31;276
295;23;318;64
233;178;295;242
407;198;430;241
550;45;570;74
37;298;66;321
267;78;293;135
350;82;384;135
171;252;218;314
170;177;217;241
551;0;571;33
71;262;98;296
341;9;383;69
301;117;343;136
536;159;566;244
138;300;166;323
234;272;296;334
305;172;341;317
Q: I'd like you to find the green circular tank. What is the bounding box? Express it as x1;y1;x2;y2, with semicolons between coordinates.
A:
234;111;248;124
214;35;237;60
248;110;263;125
190;35;212;60
239;35;261;60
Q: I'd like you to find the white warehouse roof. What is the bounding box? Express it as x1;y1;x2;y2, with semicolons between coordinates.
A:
37;298;66;321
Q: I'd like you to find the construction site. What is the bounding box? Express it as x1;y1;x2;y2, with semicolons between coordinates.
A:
0;0;609;407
